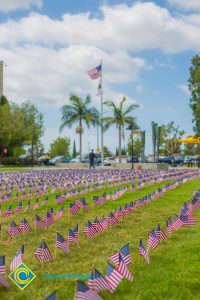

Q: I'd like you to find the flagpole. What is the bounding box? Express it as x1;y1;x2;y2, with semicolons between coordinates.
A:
100;60;104;167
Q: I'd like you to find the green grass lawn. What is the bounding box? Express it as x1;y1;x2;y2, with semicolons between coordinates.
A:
0;178;199;300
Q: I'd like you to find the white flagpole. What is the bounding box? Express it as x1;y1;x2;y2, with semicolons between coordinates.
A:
100;60;104;166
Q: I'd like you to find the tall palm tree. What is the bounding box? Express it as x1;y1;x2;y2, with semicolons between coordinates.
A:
60;94;99;161
103;96;139;163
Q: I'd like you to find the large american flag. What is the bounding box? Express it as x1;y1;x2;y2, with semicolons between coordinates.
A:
88;268;110;292
87;65;102;80
0;256;5;275
10;245;24;271
105;262;123;293
35;240;52;262
55;232;70;254
75;280;103;300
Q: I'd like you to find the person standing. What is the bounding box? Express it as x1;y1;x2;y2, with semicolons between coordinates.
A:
89;149;97;169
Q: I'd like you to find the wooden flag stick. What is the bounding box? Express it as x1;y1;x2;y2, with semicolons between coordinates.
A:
55;231;58;259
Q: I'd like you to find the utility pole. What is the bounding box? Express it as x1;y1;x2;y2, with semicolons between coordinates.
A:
0;60;3;99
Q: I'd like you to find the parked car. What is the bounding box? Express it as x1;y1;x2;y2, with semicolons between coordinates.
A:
70;157;80;163
157;156;184;165
81;152;101;166
126;156;139;163
48;156;71;166
38;154;51;165
104;157;117;166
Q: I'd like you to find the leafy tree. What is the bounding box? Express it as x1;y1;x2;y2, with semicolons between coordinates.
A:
0;95;9;106
50;137;70;157
159;121;185;155
72;140;77;158
103;97;138;162
0;99;44;162
60;94;99;161
103;146;113;157
188;54;200;136
127;138;142;156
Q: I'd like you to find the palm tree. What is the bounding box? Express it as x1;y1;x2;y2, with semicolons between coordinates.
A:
103;96;139;163
60;94;99;161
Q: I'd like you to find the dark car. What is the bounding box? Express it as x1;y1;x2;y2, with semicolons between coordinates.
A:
81;152;101;166
126;156;139;163
157;156;184;165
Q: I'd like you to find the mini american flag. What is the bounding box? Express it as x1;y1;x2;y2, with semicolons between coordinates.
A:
88;268;110;292
107;212;117;226
112;192;118;201
14;201;22;214
105;262;123;293
120;244;131;266
55;232;70;254
117;253;133;281
55;207;63;220
180;214;195;226
75;280;103;300
45;291;56;300
68;229;78;245
33;198;39;210
147;230;159;251
0;256;5;275
35;240;52;262
166;218;172;236
155;224;166;241
139;239;150;264
173;214;184;230
44;211;54;227
83;221;97;239
69;202;79;214
100;216;108;230
10;245;24;271
0;275;10;287
34;214;45;229
72;224;79;239
7;221;21;238
4;205;12;217
19;218;32;233
92;217;98;232
24;200;31;212
81;198;90;211
42;196;48;205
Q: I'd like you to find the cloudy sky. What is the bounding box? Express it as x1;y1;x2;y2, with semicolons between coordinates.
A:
0;0;199;155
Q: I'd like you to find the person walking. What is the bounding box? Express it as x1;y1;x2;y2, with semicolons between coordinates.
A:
89;149;97;169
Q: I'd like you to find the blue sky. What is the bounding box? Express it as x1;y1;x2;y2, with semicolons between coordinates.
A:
0;0;199;155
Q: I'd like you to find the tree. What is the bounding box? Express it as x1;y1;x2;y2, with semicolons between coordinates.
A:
72;140;77;158
159;121;185;155
188;54;200;136
127;138;141;156
103;146;112;157
0;99;44;162
102;97;138;162
50;137;70;157
60;94;99;161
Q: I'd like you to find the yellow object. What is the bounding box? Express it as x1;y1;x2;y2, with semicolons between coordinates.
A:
24;140;32;145
96;148;100;152
132;131;141;135
178;136;200;144
9;263;36;290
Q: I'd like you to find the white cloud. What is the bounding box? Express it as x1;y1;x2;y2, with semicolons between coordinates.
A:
1;3;200;52
136;85;144;93
1;44;146;107
0;0;42;12
167;0;200;11
176;84;190;95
